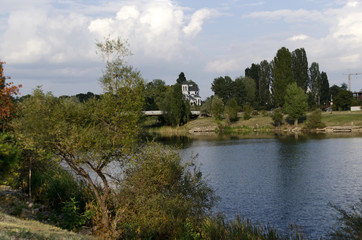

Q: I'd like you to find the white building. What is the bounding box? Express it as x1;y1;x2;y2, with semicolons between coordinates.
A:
181;83;202;106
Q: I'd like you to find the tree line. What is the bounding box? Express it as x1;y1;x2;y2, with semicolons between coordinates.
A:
211;47;331;110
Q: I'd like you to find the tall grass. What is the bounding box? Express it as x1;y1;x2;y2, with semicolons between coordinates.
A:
200;214;305;240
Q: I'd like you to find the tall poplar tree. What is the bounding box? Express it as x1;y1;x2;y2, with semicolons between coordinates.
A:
309;62;321;104
272;47;295;107
292;48;309;92
245;63;260;105
320;71;330;105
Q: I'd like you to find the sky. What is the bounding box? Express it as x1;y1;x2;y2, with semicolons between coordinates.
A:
1;0;362;99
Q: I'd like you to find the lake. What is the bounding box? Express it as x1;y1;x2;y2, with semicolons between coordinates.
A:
157;134;362;239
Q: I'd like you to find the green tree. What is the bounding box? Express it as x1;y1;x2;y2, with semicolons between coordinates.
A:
258;60;272;108
284;82;308;126
320;72;330;105
75;92;99;103
144;79;168;110
161;83;190;127
200;97;212;116
272;47;295;107
309;62;321;105
245;63;260;105
334;90;353;110
0;133;20;182
233;76;246;106
211;95;224;121
292;48;309;92
211;76;234;103
176;72;187;84
13;37;145;235
224;98;239;122
244;76;256;106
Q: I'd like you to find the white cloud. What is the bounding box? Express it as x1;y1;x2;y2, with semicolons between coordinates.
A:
1;0;216;65
288;34;309;41
88;1;216;61
204;58;241;73
1;7;94;64
183;9;213;38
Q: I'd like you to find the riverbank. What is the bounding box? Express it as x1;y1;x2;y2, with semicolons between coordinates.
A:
0;186;93;240
145;111;362;135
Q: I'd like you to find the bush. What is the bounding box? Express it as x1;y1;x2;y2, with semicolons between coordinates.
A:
243;105;253;120
61;197;95;230
29;160;93;212
0;133;20;183
212;95;224;121
115;143;216;239
304;109;325;129
271;108;283;126
224;99;239;122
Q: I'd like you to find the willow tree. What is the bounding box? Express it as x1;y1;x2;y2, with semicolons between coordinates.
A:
13;37;144;236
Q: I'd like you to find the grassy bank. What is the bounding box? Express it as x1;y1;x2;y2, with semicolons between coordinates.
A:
145;111;362;135
321;111;362;126
0;212;93;240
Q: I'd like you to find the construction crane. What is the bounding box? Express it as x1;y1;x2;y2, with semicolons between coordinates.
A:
346;73;362;91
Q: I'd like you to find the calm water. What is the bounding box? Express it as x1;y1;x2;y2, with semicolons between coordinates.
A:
158;134;362;239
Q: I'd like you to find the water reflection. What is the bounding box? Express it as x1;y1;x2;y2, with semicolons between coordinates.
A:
156;134;362;239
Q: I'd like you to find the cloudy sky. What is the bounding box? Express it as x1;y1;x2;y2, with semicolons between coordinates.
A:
1;0;362;98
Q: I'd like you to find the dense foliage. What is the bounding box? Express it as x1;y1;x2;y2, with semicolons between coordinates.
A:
115;143;215;239
272;47;294;107
305;109;325;129
283;83;308;126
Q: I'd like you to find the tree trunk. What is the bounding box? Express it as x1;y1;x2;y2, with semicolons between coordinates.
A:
64;158;110;235
294;118;298;127
29;157;32;201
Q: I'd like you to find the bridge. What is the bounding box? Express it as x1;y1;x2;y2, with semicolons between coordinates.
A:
143;111;200;116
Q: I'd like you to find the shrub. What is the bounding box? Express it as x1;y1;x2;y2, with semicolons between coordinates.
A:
243;105;253;120
61;197;95;230
224;98;239;122
200;214;304;240
304;109;325;129
271;108;283;126
115;143;216;239
0;133;20;184
212;95;224;121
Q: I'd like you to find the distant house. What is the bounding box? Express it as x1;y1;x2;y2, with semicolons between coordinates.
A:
181;83;202;106
353;90;362;101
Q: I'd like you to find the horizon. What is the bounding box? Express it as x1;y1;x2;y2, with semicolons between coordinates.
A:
1;0;362;99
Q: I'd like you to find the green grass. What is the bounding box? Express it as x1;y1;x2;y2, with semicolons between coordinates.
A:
321;111;362;126
0;212;94;240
